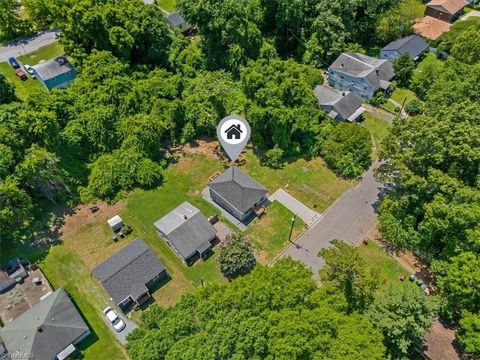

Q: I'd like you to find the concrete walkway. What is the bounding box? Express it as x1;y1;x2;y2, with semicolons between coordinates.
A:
461;10;480;21
268;189;321;228
0;29;59;62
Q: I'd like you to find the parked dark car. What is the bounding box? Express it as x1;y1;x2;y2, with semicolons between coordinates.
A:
8;57;20;69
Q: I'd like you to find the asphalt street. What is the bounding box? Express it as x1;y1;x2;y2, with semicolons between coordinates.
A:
0;30;59;62
281;161;385;278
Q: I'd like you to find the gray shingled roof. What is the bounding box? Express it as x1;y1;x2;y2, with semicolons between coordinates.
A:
329;53;395;91
314;85;362;120
92;239;165;304
0;288;89;360
32;56;74;81
154;202;216;260
382;35;429;59
208;167;268;214
166;12;186;27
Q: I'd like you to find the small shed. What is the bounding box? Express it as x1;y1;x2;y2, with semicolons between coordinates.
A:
107;215;124;232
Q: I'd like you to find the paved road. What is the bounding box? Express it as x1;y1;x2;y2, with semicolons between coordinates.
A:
269;189;321;227
280;161;385;278
0;29;59;62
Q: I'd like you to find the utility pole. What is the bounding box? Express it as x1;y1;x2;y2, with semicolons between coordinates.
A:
288;214;297;243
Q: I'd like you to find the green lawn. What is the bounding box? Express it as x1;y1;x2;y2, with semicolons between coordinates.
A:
242;150;353;212
158;0;176;12
0;42;64;100
391;88;417;105
357;240;412;293
363;113;391;159
417;53;444;72
247;201;305;263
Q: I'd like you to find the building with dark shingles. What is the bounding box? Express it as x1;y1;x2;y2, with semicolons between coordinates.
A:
32;56;76;92
0;288;90;360
380;35;429;62
166;11;192;33
327;52;395;100
154;202;216;263
208;167;268;222
92;239;167;308
314;85;364;122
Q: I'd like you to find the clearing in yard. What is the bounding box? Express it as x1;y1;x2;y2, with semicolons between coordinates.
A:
391;88;417;105
247;200;305;264
0;42;64;100
158;0;176;13
363;112;391;159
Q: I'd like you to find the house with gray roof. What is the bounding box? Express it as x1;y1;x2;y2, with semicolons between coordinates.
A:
92;239;167;308
32;56;76;92
381;35;429;62
327;53;395;100
208;167;268;222
166;12;192;34
0;288;90;360
154;202;216;263
314;85;364;122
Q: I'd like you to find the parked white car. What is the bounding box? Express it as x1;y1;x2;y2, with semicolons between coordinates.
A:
23;64;36;79
102;307;126;332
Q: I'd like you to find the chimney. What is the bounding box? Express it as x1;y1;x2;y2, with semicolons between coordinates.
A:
183;215;187;220
375;69;379;75
37;326;43;333
342;92;345;96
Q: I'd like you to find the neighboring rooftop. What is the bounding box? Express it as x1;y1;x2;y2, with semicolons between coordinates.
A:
426;0;468;15
314;85;363;121
0;261;53;324
208;167;268;214
329;53;395;90
32;56;74;81
0;288;89;360
166;11;187;27
154;202;216;260
92;239;166;305
414;16;452;40
381;35;429;59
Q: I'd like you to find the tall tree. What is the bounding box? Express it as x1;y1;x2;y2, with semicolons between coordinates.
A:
0;73;16;104
366;285;434;359
217;233;256;279
0;0;29;42
393;53;415;88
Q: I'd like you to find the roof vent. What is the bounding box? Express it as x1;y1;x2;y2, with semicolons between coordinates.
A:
342;92;345;96
341;63;344;67
183;215;188;220
52;318;55;321
37;326;43;333
375;69;379;75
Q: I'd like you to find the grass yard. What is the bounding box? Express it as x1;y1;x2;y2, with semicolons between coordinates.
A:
357;240;412;293
363;113;391;159
242;150;353;212
0;42;64;100
391;88;417;105
247;201;305;264
417;53;444;72
158;0;176;13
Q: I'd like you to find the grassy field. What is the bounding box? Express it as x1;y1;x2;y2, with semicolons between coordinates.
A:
247;201;305;263
391;88;417;105
0;42;64;100
357;240;412;293
363;113;391;159
158;0;176;12
242;150;353;212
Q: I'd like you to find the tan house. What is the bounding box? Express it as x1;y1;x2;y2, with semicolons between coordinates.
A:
424;0;468;22
413;16;452;40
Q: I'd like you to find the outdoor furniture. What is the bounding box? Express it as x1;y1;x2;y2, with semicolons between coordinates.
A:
409;274;415;281
89;205;99;213
120;225;132;235
112;235;118;242
32;277;41;285
399;275;405;281
208;215;219;225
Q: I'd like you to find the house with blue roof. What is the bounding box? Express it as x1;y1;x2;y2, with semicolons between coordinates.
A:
32;56;76;92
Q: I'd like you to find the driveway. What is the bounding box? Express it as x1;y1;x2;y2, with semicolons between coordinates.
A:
101;311;138;345
0;29;59;62
280;161;385;278
268;189;321;227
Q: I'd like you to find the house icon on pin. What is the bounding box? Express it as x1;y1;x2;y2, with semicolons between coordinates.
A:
224;124;243;140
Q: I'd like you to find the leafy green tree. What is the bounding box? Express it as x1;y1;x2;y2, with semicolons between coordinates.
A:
0;0;30;42
127;259;386;359
405;98;423;116
262;145;284;168
393;53;415;88
319;122;372;178
458;311;480;357
451;26;480;65
367;285;434;359
217;233;256;280
177;0;263;72
319;240;378;312
374;0;420;43
0;73;16;104
22;0;54;28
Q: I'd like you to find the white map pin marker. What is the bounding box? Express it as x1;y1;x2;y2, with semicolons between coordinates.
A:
217;115;251;162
